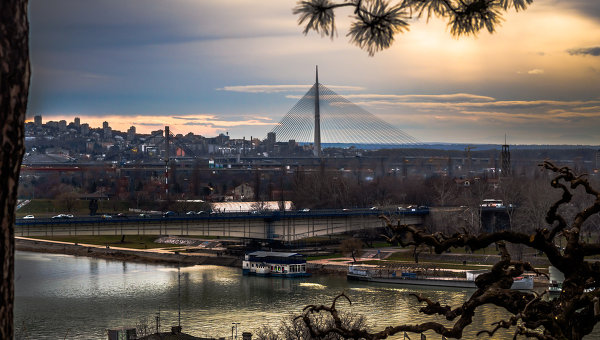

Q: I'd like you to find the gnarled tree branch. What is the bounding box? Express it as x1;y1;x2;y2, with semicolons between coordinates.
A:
298;162;600;339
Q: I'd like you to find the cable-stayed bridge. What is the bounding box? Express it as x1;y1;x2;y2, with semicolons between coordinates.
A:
270;67;421;157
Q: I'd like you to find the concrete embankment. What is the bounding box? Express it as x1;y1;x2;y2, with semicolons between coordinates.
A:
15;237;242;267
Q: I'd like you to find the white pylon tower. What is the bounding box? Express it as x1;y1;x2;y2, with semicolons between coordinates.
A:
313;65;322;158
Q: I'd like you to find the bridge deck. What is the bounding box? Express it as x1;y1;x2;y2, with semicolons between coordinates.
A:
16;210;427;242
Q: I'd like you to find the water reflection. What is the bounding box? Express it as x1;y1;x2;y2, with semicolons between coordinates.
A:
14;251;600;339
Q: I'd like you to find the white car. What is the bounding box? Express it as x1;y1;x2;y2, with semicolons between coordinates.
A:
23;215;35;219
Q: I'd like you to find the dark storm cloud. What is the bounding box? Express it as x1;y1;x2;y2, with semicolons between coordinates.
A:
29;0;296;51
567;47;600;56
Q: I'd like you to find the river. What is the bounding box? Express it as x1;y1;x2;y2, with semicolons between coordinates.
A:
13;251;598;339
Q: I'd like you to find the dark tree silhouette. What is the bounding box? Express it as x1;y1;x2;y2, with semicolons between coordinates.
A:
299;161;600;339
294;0;532;55
0;0;29;338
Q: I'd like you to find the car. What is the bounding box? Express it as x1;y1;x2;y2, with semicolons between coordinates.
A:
139;213;150;218
342;208;351;212
23;215;35;219
101;214;112;219
369;207;379;211
186;211;197;215
299;208;310;213
162;211;175;217
197;211;208;215
116;213;128;218
52;214;73;219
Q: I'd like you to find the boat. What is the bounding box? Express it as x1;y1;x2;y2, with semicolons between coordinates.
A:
347;266;534;290
242;251;310;277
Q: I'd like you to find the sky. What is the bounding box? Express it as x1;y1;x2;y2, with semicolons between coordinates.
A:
27;0;600;145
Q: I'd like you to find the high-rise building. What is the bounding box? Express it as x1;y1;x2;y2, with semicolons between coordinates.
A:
74;117;80;128
596;149;600;170
58;120;67;132
266;132;276;152
81;123;90;136
34;115;42;126
103;121;112;138
127;126;136;141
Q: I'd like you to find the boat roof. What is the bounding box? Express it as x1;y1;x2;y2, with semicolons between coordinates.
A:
247;251;302;258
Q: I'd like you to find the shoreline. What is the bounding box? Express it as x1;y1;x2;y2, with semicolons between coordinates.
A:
15;237;242;267
15;237;346;275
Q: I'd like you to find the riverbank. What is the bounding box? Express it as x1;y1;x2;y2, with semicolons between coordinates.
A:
15;237;242;267
15;236;551;284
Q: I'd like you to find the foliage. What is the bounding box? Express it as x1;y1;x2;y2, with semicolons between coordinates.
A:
294;0;532;55
255;309;368;340
298;162;600;339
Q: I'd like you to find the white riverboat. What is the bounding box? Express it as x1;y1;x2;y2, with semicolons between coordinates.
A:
242;251;310;277
348;266;534;290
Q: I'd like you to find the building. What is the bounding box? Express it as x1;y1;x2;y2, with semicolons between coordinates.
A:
127;126;136;141
73;117;80;128
266;132;276;152
34;115;42;126
242;251;308;277
103;121;112;139
233;183;254;200
81;123;89;136
58;120;67;132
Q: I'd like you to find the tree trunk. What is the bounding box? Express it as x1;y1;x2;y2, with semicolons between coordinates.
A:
0;0;30;338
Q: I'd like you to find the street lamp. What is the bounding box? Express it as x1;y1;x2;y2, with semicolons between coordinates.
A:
232;322;240;340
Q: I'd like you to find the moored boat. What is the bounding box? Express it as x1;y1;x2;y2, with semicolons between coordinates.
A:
242;251;310;277
348;266;534;290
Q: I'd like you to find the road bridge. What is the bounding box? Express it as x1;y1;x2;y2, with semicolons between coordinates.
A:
15;209;428;242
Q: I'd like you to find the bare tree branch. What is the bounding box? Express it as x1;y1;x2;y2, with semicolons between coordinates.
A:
298;161;600;339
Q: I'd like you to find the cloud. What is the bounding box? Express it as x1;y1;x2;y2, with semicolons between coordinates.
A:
567;47;600;56
172;115;217;121
527;69;545;75
342;93;495;103
218;84;365;93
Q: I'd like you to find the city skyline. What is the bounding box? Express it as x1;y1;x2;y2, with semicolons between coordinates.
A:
27;0;600;145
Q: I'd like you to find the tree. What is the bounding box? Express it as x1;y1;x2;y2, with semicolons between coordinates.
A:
340;237;364;262
256;310;367;340
55;189;79;213
299;162;600;339
0;1;29;338
294;0;532;55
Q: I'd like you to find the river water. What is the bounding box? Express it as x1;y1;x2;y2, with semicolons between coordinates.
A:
14;251;598;339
